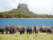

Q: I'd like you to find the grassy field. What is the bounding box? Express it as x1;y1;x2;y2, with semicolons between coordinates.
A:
0;32;53;40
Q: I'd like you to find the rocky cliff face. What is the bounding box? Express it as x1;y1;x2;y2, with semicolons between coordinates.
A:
18;3;29;11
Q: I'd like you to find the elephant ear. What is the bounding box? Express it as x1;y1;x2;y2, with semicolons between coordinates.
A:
42;26;46;30
50;27;53;30
23;26;26;30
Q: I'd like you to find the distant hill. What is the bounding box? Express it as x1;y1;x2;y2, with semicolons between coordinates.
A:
0;9;37;18
0;3;53;18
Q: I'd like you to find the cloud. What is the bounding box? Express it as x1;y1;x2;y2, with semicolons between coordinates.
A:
0;7;5;12
0;0;53;15
0;0;17;11
0;7;3;10
27;0;53;14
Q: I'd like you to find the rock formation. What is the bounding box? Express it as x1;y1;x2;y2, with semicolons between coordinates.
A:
18;3;29;11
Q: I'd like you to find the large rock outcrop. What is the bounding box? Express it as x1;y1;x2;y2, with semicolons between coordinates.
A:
18;3;29;11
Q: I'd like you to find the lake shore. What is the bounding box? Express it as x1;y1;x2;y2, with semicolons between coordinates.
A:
0;18;53;19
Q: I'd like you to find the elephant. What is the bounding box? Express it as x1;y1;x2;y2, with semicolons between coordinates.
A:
40;26;47;33
34;26;40;34
13;26;17;33
6;25;17;34
27;26;34;34
47;26;53;34
0;27;5;34
16;26;26;34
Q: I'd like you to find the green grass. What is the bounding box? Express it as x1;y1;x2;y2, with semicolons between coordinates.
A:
0;32;53;40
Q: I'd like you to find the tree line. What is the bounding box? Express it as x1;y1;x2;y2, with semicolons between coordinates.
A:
0;9;53;18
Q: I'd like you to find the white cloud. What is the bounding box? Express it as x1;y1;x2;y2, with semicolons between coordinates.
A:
0;8;3;10
0;0;53;15
0;7;5;12
27;0;53;14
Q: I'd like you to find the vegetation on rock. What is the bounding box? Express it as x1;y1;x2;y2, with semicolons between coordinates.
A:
0;9;53;18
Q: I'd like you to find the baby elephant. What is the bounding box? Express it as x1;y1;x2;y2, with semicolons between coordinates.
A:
0;27;5;34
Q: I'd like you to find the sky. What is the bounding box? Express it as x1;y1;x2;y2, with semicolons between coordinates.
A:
0;0;53;15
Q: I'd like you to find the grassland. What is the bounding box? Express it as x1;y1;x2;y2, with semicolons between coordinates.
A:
0;32;53;40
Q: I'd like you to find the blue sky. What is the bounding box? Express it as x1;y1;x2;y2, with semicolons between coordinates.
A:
0;0;53;15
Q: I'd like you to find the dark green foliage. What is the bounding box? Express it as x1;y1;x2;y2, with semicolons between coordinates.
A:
0;9;53;18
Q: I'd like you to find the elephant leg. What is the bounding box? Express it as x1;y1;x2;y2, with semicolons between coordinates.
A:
2;30;4;34
10;30;13;34
29;30;31;34
20;31;22;34
13;31;15;34
23;31;24;34
6;30;8;34
27;30;29;34
35;31;38;34
10;31;11;34
29;30;30;34
50;32;52;34
52;30;53;34
13;29;16;34
29;32;30;34
14;30;17;33
29;32;31;34
30;31;32;34
29;31;31;34
0;32;1;33
35;30;36;34
33;31;34;34
47;30;50;34
10;31;13;34
49;30;52;34
11;31;13;34
35;31;36;33
32;30;34;34
10;30;12;34
37;32;38;34
31;30;32;34
31;30;34;34
2;32;4;34
21;31;22;34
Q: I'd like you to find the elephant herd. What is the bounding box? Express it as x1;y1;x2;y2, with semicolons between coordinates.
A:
0;25;53;34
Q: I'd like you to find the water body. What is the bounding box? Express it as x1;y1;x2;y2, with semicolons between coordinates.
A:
0;18;53;27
